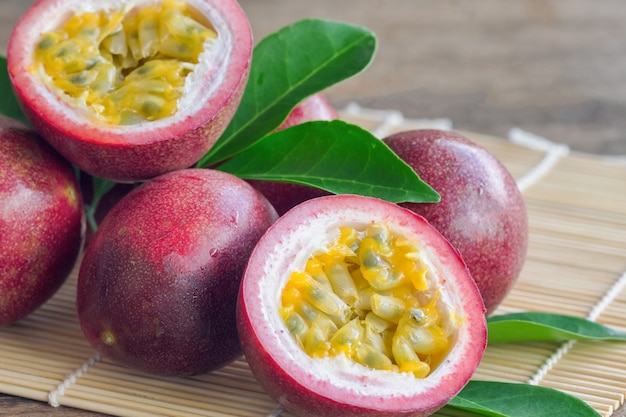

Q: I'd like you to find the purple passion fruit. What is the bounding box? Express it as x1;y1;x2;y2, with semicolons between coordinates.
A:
7;0;253;182
0;116;84;326
237;194;487;417
383;129;528;315
77;168;278;376
250;93;339;215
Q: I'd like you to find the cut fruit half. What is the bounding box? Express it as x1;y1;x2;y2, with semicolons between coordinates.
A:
7;0;252;182
237;194;487;417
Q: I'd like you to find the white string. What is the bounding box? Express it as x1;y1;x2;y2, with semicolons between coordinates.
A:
588;271;626;323
508;127;570;193
48;353;102;407
527;340;575;386
528;271;626;385
341;102;453;138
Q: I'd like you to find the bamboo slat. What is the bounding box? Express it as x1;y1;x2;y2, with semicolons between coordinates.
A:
2;105;626;417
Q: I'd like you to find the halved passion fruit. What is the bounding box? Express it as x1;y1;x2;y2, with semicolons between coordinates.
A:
237;194;487;417
7;0;252;182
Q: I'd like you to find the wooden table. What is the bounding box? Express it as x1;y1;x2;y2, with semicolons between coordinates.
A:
1;1;625;416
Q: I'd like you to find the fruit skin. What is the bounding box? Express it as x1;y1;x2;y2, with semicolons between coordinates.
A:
237;194;487;417
0;116;84;326
383;129;528;315
7;0;253;183
248;179;329;217
249;93;339;215
277;92;339;130
77;168;278;376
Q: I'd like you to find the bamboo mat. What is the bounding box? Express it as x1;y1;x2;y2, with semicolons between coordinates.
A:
2;104;626;417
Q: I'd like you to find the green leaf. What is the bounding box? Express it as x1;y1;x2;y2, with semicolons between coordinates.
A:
216;120;440;204
487;312;626;344
438;381;601;417
197;18;377;167
0;56;29;125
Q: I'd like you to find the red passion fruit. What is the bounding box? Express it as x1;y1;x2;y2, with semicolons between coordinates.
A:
383;129;528;315
237;194;487;417
7;0;253;182
0;116;84;326
77;168;278;376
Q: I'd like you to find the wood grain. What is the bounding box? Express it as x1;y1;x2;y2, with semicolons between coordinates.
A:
1;1;625;416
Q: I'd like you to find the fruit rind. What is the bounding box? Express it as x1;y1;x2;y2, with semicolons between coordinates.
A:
237;194;487;417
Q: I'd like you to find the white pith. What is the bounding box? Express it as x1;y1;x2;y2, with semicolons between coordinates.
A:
243;196;484;409
21;0;232;134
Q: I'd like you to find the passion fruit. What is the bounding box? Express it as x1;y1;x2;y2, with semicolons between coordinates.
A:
77;168;278;376
383;129;528;315
0;116;84;326
7;0;253;182
237;194;487;417
249;93;339;215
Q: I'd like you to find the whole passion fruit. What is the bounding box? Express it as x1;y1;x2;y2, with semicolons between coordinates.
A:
383;129;528;315
237;194;487;417
77;168;278;376
249;93;339;215
0;116;84;326
7;0;253;182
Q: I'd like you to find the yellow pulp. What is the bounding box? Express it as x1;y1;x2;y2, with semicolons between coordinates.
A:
33;0;217;125
280;223;453;378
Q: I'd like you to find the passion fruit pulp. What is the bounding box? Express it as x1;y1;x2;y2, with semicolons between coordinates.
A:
0;116;84;326
237;194;487;417
77;168;278;376
7;0;253;182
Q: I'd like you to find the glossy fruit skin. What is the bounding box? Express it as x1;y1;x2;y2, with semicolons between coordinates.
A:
237;194;487;417
7;0;253;183
77;168;278;376
277;92;339;130
0;116;84;326
250;93;338;215
383;129;528;315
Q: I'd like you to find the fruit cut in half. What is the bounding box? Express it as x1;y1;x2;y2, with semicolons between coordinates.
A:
237;194;487;417
7;0;253;182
